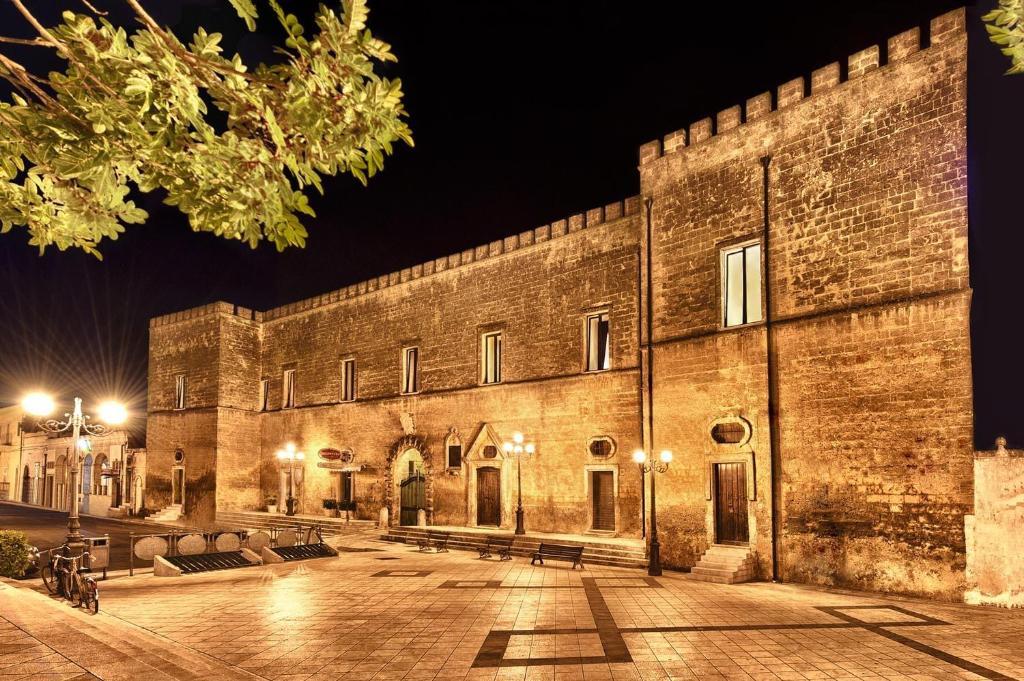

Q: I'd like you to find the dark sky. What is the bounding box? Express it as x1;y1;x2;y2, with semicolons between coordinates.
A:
0;1;1020;448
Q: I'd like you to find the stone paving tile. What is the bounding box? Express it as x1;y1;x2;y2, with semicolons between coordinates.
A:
5;538;1024;680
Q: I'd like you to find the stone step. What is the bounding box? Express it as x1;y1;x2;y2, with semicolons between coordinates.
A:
215;511;376;536
689;545;755;584
382;528;647;568
385;526;646;556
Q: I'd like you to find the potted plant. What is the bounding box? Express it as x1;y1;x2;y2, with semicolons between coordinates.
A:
266;495;278;514
322;498;339;518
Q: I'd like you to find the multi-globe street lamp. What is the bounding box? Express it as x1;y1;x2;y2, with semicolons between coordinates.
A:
502;431;535;535
633;448;672;576
275;442;305;516
21;392;128;554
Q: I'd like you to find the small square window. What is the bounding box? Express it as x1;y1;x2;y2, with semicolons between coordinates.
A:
342;359;357;402
722;242;763;328
585;312;610;372
282;369;296;409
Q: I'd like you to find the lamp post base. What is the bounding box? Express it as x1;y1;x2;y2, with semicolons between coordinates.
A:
285;498;298;516
648;539;662;576
515;506;525;535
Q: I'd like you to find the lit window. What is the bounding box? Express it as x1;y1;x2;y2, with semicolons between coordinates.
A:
481;331;502;384
258;379;269;412
401;347;419;394
342;359;357;402
174;374;187;410
585;312;610;372
722;242;762;327
282;369;296;409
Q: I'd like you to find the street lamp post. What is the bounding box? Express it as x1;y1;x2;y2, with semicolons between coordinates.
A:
276;443;305;516
632;448;672;576
502;431;535;535
21;393;127;554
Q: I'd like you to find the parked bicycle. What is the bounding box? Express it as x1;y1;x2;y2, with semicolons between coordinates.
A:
40;546;99;614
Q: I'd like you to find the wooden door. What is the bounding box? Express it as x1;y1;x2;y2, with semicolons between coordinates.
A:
714;463;749;544
400;474;425;526
476;468;501;526
591;471;615;531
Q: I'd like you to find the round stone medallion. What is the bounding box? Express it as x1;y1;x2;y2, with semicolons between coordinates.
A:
215;532;241;552
134;536;169;561
247;531;270;554
177;534;206;555
276;529;297;547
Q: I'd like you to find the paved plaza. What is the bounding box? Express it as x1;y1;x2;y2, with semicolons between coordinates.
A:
2;536;1023;680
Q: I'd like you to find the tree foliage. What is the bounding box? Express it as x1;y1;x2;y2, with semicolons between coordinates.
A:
0;530;32;578
983;0;1024;75
0;0;412;256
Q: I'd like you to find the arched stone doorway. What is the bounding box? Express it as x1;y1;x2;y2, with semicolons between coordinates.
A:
384;435;433;527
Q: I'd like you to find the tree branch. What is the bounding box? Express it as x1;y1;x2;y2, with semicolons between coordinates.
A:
0;35;48;47
8;0;69;56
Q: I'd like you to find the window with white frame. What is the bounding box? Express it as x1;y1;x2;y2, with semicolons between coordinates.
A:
341;358;357;402
481;331;502;384
258;379;269;411
282;369;296;409
174;374;187;410
585;312;610;372
401;347;419;394
721;241;763;327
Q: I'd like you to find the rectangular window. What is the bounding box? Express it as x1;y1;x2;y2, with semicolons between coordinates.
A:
447;444;463;469
341;359;357;402
481;331;502;384
585;312;611;372
258;379;269;412
174;374;187;410
722;242;763;327
401;347;419;394
282;369;296;409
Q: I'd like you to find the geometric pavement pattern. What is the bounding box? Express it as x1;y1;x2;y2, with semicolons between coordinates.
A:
4;538;1024;680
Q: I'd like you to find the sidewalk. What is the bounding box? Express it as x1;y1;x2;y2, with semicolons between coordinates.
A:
0;582;255;680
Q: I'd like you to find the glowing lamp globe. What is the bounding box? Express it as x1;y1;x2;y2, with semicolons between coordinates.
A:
97;400;128;425
660;450;673;463
632;449;647;464
22;392;55;417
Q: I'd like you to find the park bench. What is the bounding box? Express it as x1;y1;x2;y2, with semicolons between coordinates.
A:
416;530;450;553
478;535;514;561
531;543;585;569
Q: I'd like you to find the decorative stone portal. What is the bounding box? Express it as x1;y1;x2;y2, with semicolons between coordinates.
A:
384;435;433;527
464;424;513;529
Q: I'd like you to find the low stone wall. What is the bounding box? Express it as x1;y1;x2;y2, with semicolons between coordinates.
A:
965;438;1024;608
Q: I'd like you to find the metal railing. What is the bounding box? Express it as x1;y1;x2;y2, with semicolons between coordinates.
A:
128;523;325;576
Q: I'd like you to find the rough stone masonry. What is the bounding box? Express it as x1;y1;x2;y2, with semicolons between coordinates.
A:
147;8;975;599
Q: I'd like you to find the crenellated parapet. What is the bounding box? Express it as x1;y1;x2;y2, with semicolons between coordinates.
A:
639;8;965;167
261;195;641;321
150;301;262;328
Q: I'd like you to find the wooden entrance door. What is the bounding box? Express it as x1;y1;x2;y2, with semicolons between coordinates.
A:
171;467;184;505
714;463;749;544
591;471;615;531
400;474;425;526
476;468;500;526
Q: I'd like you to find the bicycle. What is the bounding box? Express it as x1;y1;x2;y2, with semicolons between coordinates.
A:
40;547;99;614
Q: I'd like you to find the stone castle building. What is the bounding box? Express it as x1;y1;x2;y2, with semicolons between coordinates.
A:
147;9;975;598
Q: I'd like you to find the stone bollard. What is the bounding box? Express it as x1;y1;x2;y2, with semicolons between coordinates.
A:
378;506;389;528
417;508;427;527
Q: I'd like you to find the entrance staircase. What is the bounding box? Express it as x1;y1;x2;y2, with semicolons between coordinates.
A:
689;544;755;584
383;526;647;569
148;504;182;523
215;509;376;537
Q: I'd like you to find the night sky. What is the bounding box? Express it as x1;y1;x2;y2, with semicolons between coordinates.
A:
0;1;1020;448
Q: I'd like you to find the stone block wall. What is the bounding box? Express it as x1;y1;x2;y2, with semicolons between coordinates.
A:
966;439;1024;608
640;9;972;597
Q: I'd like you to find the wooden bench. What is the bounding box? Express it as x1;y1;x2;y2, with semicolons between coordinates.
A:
531;543;584;569
416;530;450;553
478;536;514;561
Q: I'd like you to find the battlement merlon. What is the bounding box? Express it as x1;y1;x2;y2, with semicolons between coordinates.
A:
639;7;965;167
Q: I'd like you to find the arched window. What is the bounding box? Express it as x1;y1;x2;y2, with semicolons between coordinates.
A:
445;428;462;469
93;454;109;495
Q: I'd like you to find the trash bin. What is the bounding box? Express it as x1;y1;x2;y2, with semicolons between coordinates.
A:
84;535;110;579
